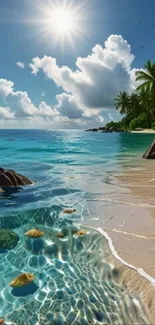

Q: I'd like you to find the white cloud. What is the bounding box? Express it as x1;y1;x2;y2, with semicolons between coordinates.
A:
108;113;114;120
30;34;135;110
16;61;25;69
38;101;59;117
0;78;56;119
96;116;104;123
0;34;142;128
0;79;14;97
56;93;84;119
0;107;14;119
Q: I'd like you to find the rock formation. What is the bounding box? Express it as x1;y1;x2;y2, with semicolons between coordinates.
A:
85;127;125;133
0;168;33;187
143;140;155;159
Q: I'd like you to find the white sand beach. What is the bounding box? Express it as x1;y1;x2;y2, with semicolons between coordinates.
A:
131;129;155;133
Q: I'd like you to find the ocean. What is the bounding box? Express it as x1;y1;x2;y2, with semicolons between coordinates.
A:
0;129;154;325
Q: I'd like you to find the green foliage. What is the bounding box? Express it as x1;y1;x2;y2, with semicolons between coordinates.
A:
105;121;122;130
152;122;155;130
112;60;155;130
129;112;151;130
115;91;130;115
120;116;131;130
136;60;155;118
129;118;139;130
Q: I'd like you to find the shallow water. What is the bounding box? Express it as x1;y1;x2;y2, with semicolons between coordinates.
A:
0;129;154;324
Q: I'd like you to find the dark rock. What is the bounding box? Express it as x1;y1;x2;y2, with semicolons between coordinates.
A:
143;140;155;159
85;127;125;133
112;268;120;277
0;229;19;249
0;168;4;174
108;127;124;132
85;128;98;132
135;128;144;131
98;127;106;131
0;168;33;187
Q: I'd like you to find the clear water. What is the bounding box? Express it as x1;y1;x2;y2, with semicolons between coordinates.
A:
0;129;154;325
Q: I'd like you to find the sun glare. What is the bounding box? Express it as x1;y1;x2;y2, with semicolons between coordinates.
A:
51;9;73;34
27;0;90;50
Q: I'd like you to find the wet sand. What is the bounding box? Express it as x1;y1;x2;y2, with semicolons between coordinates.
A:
109;164;155;323
87;162;155;323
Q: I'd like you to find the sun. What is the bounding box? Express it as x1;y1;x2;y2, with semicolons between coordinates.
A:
51;9;73;34
26;0;90;50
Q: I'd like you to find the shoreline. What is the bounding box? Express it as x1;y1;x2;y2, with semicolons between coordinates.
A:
86;127;155;134
131;129;155;133
114;164;155;322
87;160;155;323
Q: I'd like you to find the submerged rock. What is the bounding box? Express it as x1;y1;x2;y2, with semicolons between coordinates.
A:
0;229;19;249
10;273;35;287
25;229;44;238
0;168;33;187
75;229;88;236
56;232;65;238
63;209;76;214
143;140;155;159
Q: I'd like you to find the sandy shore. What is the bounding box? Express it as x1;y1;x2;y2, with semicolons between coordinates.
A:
110;164;155;323
131;128;155;133
87;161;155;323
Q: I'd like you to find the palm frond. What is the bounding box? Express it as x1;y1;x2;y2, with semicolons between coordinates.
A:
136;81;150;92
136;73;152;82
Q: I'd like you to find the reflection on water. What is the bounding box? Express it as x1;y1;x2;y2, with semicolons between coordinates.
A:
0;130;154;324
0;211;149;324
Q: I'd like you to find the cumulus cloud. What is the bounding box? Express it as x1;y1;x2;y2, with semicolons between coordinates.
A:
0;79;14;97
0;107;14;119
38;101;59;117
16;61;25;69
56;93;84;119
30;34;135;110
0;78;58;120
0;34;141;128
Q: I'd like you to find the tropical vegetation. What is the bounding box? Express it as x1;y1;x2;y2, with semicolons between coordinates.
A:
105;60;155;130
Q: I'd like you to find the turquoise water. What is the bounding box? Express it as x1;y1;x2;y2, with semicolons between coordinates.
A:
0;129;154;325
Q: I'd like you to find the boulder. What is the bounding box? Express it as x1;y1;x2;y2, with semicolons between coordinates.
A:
0;168;33;187
143;140;155;159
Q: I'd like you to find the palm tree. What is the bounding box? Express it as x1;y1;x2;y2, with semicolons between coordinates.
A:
115;91;130;115
136;60;155;102
138;88;151;109
129;93;142;118
136;60;155;120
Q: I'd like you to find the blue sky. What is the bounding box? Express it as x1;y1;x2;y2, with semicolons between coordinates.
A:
0;0;154;128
